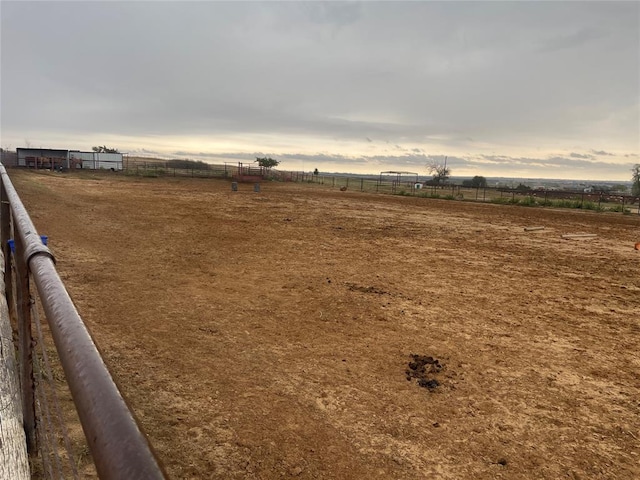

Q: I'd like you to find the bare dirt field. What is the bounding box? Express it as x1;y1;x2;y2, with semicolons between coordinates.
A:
10;169;640;479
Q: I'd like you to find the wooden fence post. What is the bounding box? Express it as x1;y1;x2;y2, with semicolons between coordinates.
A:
14;234;36;454
0;251;30;479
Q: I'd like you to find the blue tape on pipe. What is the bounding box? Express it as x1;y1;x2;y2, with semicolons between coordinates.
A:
8;235;48;253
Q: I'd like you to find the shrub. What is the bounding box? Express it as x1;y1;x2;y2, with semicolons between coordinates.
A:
608;204;631;213
554;199;581;209
581;201;603;211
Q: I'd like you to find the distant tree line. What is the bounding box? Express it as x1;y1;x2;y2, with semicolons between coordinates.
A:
92;145;120;153
166;159;212;170
514;183;532;192
462;176;488;188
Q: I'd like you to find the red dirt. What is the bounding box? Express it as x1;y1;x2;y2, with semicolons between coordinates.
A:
11;169;640;479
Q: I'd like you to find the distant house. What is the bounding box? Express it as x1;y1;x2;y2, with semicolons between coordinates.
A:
15;148;123;170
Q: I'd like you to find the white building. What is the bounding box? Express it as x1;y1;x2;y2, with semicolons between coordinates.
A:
69;151;123;170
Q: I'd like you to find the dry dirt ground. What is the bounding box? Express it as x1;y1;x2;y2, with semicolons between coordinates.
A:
9;169;640;480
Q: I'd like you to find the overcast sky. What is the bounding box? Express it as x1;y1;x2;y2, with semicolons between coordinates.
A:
1;1;638;180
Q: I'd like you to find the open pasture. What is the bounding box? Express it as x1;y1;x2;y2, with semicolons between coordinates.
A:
11;169;640;479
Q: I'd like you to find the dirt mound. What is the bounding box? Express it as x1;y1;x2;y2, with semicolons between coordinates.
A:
405;354;443;390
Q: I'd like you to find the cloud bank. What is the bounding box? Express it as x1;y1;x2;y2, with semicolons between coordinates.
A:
1;1;638;180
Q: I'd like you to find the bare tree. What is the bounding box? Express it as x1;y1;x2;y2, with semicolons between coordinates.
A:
427;157;450;184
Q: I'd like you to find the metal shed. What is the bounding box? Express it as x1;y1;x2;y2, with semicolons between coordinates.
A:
16;148;70;169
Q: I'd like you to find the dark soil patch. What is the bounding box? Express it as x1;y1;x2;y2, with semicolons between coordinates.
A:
406;354;443;390
345;283;389;295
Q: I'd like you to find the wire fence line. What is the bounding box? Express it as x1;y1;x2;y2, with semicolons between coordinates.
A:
122;160;640;215
32;298;83;479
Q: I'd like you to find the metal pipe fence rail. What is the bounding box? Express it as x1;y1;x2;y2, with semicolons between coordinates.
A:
0;164;166;479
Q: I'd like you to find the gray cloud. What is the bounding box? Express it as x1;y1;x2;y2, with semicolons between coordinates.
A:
536;27;606;54
1;1;638;180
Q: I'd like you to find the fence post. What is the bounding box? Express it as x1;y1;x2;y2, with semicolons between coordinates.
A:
1;181;14;322
14;234;36;454
0;248;30;479
621;195;625;213
361;178;364;192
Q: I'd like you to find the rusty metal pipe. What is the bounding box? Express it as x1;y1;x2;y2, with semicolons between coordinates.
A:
29;257;165;479
0;166;165;479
